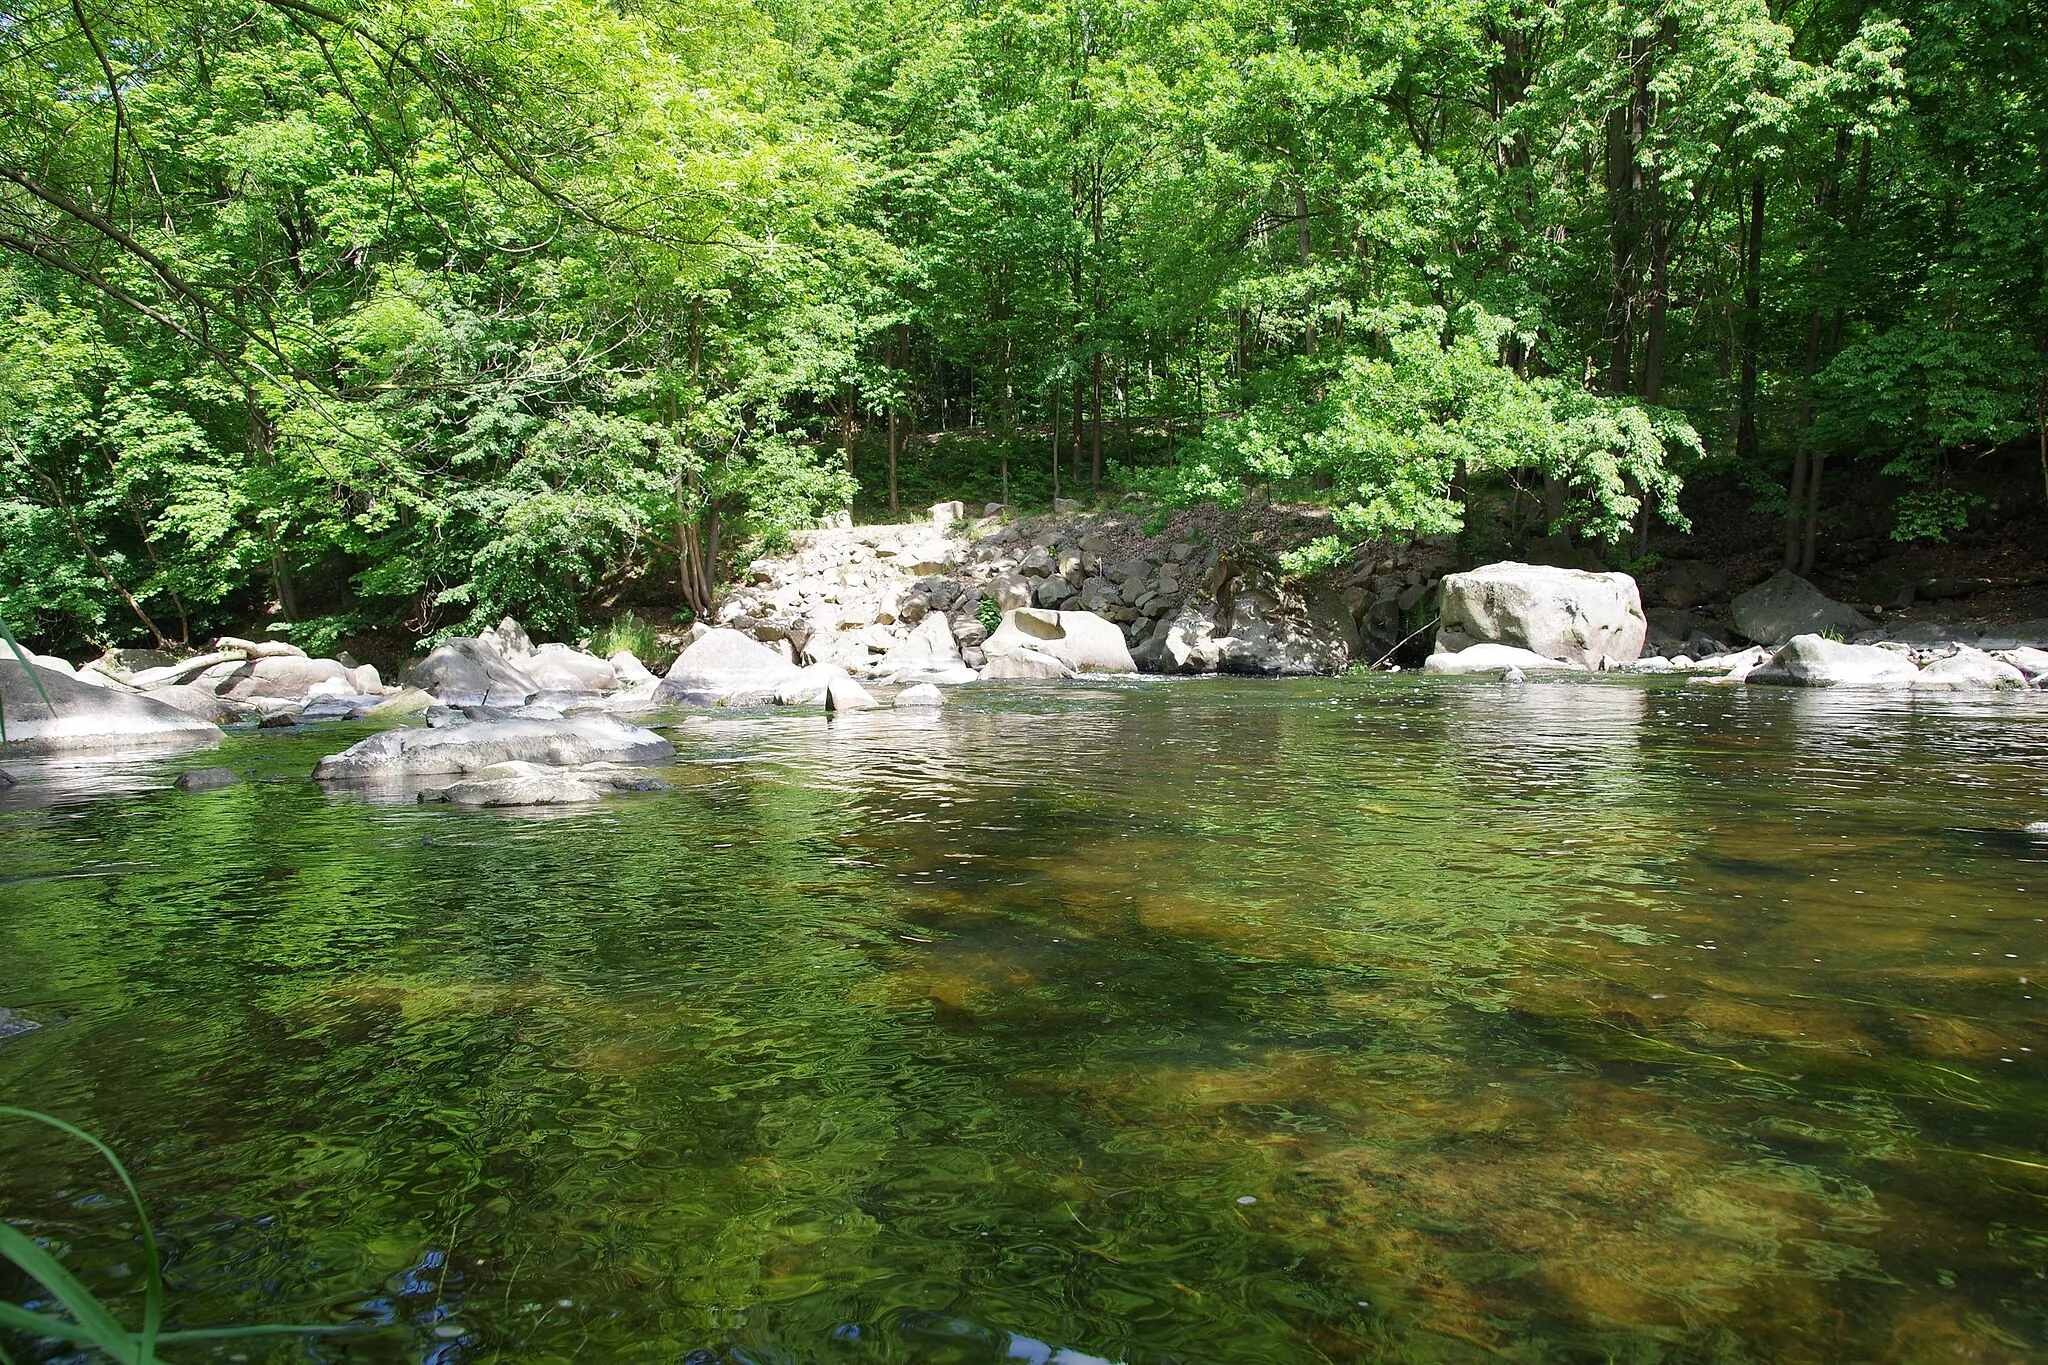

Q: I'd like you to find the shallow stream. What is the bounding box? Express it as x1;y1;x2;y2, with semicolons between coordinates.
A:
2;677;2045;1362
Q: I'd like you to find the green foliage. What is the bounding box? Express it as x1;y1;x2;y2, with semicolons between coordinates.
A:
0;0;2037;653
0;1107;347;1362
975;595;1003;636
589;612;664;669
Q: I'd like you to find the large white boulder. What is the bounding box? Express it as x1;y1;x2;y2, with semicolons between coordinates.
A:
1435;562;1646;669
523;643;619;693
1911;646;2028;692
1729;571;1871;646
983;608;1134;674
1745;634;1919;689
215;655;358;701
1423;643;1587;676
1;659;222;752
313;715;673;780
656;627;804;705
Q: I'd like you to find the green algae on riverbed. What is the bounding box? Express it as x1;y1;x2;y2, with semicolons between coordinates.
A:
1;676;2044;1362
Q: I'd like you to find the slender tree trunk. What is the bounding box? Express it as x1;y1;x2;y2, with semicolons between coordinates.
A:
1071;373;1085;490
1783;309;1823;570
1090;351;1103;495
1735;176;1766;465
1051;392;1062;502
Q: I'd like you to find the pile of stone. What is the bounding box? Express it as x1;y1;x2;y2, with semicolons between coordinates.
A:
713;500;1441;679
313;712;678;807
400;617;659;713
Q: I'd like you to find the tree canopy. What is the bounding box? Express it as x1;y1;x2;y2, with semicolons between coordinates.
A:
1;0;2040;650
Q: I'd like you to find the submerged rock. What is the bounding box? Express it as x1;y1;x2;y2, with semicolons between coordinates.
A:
313;715;673;780
1;659;222;753
1745;634;1919;689
1729;571;1871;647
174;767;239;792
419;760;663;807
1435;562;1646;669
0;1008;37;1043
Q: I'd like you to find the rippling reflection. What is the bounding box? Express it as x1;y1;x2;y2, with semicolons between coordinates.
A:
1;677;2044;1363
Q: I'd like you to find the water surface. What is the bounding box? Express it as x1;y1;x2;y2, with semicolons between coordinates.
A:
2;677;2045;1362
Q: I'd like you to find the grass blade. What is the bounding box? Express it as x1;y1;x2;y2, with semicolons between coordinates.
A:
0;1109;160;1355
0;1300;112;1350
0;1227;137;1362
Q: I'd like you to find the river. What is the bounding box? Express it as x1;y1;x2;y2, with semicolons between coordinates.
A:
2;675;2044;1362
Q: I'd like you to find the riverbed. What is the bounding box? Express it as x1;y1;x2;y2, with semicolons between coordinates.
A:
2;676;2044;1362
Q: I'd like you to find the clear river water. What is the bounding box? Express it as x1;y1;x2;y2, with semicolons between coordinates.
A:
1;676;2045;1363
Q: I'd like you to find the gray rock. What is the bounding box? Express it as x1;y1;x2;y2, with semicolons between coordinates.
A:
825;675;880;712
485;617;535;659
1034;577;1079;609
1424;644;1586;676
523;643;618;693
1911;646;2028;692
656;628;804;705
984;608;1135;674
894;683;945;708
174;767;239;792
1729;571;1872;646
0;1008;37;1043
979;646;1074;680
148;683;250;724
1992;646;2048;683
315;715;674;780
0;768;14;788
1745;634;1919;689
403;636;543;705
215;655;358;701
1436;562;1647;668
930;500;967;525
878;613;977;685
1;660;222;753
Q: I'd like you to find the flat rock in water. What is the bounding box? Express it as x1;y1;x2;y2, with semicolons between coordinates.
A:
1423;643;1587;676
314;715;673;780
1435;562;1646;669
1911;646;2028;692
1;659;222;753
1746;634;1919;689
894;683;945;708
1729;571;1871;646
979;646;1074;680
174;767;239;792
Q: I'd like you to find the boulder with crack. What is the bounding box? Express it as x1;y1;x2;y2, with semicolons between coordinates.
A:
1435;561;1646;668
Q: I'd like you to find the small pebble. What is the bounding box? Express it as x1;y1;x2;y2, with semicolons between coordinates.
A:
1237;1196;1258;1205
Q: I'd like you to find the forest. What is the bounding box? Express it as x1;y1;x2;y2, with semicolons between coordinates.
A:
0;0;2042;655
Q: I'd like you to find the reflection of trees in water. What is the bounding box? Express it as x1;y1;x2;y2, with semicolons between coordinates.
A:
0;685;2044;1361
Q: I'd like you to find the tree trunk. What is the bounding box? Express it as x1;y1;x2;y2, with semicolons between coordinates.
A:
1090;351;1103;494
1783;308;1823;570
1735;175;1766;465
